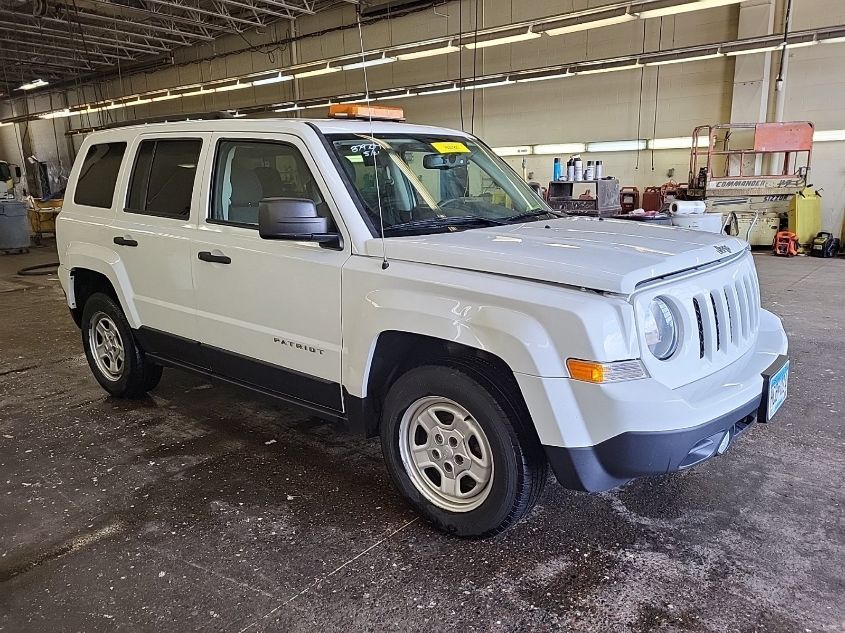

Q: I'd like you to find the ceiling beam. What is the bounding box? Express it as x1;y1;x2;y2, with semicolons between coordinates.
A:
138;0;267;29
74;0;230;33
0;23;169;56
0;38;128;62
0;9;205;46
0;55;97;74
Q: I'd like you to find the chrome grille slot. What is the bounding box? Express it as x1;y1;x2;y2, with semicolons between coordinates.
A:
709;292;722;351
695;292;718;360
724;286;739;344
693;298;705;358
735;279;750;339
742;274;758;331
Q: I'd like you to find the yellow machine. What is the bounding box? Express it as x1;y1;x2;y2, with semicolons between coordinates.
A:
788;187;822;250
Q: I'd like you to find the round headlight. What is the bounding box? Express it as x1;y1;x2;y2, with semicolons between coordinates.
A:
643;298;678;360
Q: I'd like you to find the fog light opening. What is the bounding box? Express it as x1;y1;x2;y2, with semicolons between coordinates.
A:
717;431;732;455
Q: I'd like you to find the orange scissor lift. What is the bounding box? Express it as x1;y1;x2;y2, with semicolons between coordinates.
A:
685;122;815;246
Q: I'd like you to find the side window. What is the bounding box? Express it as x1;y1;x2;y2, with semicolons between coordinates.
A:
211;140;331;226
126;139;202;219
74;142;126;208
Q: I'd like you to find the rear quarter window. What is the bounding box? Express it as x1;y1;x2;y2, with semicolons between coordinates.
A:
73;142;127;208
126;139;202;219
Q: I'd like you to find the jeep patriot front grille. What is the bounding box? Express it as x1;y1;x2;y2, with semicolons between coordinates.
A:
692;270;760;360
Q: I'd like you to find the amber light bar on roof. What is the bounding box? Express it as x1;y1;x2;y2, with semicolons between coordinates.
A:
328;103;405;121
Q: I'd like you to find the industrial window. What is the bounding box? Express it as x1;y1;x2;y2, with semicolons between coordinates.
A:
210;139;331;227
73;142;126;208
126;139;202;219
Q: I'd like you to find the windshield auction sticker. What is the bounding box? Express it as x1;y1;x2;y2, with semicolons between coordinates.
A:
431;141;471;154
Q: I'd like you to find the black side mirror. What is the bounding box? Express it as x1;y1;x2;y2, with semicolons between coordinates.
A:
258;197;339;245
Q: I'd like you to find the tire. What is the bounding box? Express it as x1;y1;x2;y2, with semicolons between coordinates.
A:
80;292;162;398
380;363;547;538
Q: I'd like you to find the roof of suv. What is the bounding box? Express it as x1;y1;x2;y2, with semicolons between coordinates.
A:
90;117;471;139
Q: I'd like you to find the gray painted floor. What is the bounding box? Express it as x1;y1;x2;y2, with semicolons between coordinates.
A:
1;243;843;632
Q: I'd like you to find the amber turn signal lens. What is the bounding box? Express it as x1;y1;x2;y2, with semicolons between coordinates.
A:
566;359;605;383
566;358;649;383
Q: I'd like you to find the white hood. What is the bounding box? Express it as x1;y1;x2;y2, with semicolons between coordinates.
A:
364;217;747;294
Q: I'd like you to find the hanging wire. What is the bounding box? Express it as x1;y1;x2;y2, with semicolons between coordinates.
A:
355;9;389;270
635;20;647;170
470;0;480;134
458;0;465;131
650;18;667;171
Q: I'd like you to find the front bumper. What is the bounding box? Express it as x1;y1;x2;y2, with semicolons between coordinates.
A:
515;308;788;492
544;395;760;491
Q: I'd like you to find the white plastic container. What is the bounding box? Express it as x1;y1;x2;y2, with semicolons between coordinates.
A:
0;200;30;251
671;212;724;234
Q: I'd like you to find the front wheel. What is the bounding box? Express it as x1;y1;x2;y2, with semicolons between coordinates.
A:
81;293;162;398
380;364;547;537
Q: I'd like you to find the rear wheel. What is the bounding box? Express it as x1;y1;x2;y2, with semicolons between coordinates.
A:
380;364;547;537
81;293;162;398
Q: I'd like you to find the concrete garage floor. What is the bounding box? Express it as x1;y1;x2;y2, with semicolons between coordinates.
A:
1;242;843;633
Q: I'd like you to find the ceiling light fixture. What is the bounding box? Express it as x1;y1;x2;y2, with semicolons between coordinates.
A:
417;84;460;95
784;40;818;49
371;90;412;101
648;136;710;149
725;45;782;56
586;139;647;152
182;87;208;97
637;0;743;19
252;73;292;86
544;13;635;36
397;44;461;61
492;146;533;156
464;79;514;90
341;55;397;71
38;109;73;119
813;129;845;142
464;29;541;50
299;101;333;110
294;64;341;79
17;79;48;91
534;143;587;154
151;92;180;102
513;71;573;83
645;52;723;65
576;63;642;75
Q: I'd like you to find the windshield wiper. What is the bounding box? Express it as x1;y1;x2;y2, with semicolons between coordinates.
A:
384;215;507;235
503;209;564;223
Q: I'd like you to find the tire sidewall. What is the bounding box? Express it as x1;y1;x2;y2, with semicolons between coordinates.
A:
381;365;525;536
81;293;138;396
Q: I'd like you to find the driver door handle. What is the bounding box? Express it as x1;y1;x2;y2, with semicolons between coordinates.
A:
113;236;138;247
197;251;232;265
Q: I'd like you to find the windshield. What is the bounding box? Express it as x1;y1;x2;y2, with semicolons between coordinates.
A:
327;133;553;236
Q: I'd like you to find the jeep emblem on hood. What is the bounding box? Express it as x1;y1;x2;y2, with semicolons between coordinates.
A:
714;244;732;255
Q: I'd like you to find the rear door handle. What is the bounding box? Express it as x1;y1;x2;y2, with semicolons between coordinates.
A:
197;251;232;264
113;236;138;247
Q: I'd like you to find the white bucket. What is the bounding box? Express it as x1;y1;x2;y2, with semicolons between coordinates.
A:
671;212;724;234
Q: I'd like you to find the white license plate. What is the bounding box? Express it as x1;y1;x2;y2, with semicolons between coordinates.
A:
765;359;789;421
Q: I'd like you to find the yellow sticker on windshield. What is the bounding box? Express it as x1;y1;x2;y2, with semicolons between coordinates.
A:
431;141;471;154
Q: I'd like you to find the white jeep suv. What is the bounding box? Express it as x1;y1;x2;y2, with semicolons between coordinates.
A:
56;115;789;537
